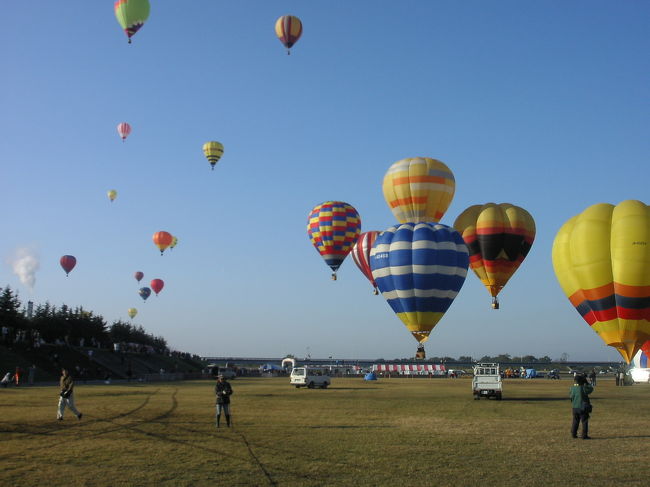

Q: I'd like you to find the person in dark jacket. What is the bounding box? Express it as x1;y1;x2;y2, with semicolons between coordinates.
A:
57;368;82;421
569;374;593;439
215;375;233;428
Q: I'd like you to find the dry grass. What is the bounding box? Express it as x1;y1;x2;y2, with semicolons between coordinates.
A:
1;377;648;486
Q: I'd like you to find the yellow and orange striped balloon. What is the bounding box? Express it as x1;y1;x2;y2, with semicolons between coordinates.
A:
382;157;455;224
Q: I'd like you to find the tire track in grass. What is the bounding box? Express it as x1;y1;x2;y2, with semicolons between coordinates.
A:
0;390;157;460
237;432;277;486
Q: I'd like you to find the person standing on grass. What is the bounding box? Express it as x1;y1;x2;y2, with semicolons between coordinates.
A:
57;368;82;421
588;369;597;387
569;374;593;439
215;374;233;428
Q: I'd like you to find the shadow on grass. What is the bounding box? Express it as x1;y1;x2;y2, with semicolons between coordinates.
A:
500;397;567;402
592;435;650;440
327;387;380;390
306;425;390;429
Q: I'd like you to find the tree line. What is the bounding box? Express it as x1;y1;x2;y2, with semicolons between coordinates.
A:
0;285;167;351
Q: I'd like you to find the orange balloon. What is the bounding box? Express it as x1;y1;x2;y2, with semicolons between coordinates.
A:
152;231;173;255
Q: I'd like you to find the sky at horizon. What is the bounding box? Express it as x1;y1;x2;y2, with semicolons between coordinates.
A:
1;1;648;362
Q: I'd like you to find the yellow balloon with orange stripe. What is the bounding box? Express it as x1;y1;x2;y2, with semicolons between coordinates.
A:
454;203;535;309
382;157;455;224
552;200;650;363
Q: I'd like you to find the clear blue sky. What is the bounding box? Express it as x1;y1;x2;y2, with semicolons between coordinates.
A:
1;1;648;361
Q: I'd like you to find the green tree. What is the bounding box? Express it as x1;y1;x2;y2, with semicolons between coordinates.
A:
0;286;27;329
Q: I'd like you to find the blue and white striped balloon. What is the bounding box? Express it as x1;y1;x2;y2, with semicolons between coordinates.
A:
370;222;469;344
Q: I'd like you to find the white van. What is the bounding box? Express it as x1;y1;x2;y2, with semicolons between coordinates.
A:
290;367;331;389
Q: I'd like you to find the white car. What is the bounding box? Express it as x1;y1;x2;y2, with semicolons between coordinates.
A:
290;367;331;389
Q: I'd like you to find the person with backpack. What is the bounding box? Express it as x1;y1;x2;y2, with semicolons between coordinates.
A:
569;374;593;439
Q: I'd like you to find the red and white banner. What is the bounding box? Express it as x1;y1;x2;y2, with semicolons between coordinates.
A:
372;364;446;375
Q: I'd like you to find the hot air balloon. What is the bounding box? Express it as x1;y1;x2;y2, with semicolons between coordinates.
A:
202;141;224;170
114;0;150;44
383;157;455;224
128;308;138;319
307;201;361;280
633;342;650;369
60;255;77;276
150;279;164;296
275;15;302;55
552;200;650;363
370;222;469;359
351;231;380;294
139;287;151;301
134;271;144;283
107;189;118;202
153;231;173;255
453;203;536;309
116;122;131;141
170;236;178;249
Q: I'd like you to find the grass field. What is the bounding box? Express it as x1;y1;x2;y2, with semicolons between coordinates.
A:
1;377;648;486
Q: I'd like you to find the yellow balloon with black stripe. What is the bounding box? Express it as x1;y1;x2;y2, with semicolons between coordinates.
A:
203;141;224;170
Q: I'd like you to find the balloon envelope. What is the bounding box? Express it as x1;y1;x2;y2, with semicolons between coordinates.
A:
114;0;150;43
275;15;302;53
153;231;173;255
170;236;178;249
128;308;137;319
351;231;380;293
382;157;455;224
307;201;361;279
454;203;535;307
202;141;223;170
60;255;77;276
107;189;118;202
134;271;144;282
150;279;164;295
139;287;151;301
552;200;650;363
370;222;469;345
116;122;131;140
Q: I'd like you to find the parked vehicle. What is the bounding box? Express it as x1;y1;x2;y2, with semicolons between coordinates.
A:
290;367;331;389
472;363;502;400
547;369;560;380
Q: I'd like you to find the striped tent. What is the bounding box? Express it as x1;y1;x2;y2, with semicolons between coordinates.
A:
372;364;446;375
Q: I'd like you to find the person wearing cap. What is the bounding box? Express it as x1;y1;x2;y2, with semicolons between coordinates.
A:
215;374;233;428
57;368;82;421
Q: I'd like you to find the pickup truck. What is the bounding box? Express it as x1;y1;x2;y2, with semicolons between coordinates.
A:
472;363;502;400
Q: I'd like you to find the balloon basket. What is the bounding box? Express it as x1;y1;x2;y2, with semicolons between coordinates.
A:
491;297;499;310
331;273;337;281
416;345;426;360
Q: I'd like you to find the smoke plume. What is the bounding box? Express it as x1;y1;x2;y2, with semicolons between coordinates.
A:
9;247;40;290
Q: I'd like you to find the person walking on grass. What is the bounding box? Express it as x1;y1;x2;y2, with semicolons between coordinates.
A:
215;374;233;428
569;374;593;439
57;368;82;421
